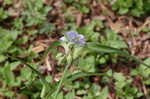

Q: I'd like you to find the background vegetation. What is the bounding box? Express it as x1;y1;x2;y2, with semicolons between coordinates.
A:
0;0;150;99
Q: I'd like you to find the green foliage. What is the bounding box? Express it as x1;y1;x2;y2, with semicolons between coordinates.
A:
78;55;96;72
64;0;90;13
23;0;52;26
63;78;109;99
3;0;12;5
0;0;150;98
113;73;143;99
0;8;8;20
0;1;51;98
137;58;150;78
111;0;150;17
101;29;127;49
78;20;102;42
131;58;150;86
0;28;19;53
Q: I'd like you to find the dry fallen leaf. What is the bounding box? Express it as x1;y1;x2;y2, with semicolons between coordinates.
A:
76;12;82;26
45;54;52;71
32;45;45;53
16;94;29;99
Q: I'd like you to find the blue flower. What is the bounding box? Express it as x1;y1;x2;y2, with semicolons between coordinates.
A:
65;31;78;41
60;31;86;46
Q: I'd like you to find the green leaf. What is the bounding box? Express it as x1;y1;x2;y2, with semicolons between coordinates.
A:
1;89;14;97
39;23;54;34
99;57;107;64
20;67;32;80
99;87;109;99
90;33;100;42
0;28;19;53
87;42;126;55
13;18;23;30
106;40;127;48
0;8;8;20
41;83;50;98
4;0;12;5
86;84;101;98
56;92;64;99
92;20;104;28
78;56;96;72
113;72;126;81
138;58;150;78
0;55;7;62
76;89;87;95
64;0;73;3
10;61;21;70
45;76;52;83
73;47;83;59
131;9;143;17
144;79;150;85
65;91;75;99
65;72;106;83
118;8;129;14
2;63;15;86
111;0;148;17
80;6;89;13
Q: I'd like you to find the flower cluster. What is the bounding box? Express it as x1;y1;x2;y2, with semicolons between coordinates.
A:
60;31;86;46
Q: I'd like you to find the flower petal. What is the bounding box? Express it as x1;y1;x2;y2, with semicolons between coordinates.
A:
65;31;78;40
60;37;66;41
78;34;85;39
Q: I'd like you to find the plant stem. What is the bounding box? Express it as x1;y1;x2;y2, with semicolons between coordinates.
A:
53;61;72;99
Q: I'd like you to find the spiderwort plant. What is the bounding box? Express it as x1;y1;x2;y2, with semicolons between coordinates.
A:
54;31;86;98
